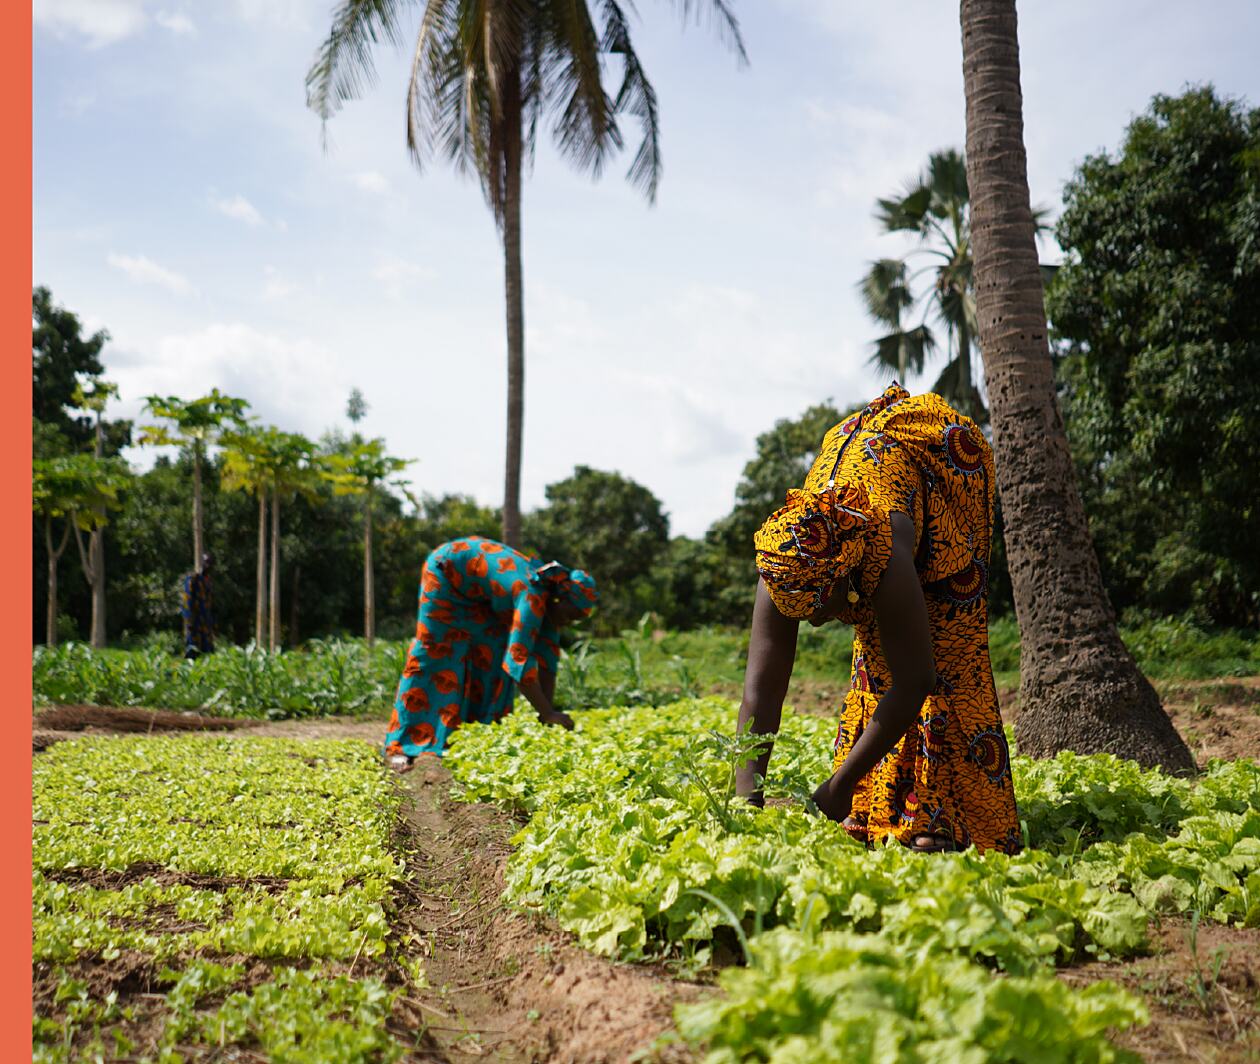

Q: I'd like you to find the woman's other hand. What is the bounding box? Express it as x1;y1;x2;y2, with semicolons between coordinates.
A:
537;707;575;731
811;772;853;822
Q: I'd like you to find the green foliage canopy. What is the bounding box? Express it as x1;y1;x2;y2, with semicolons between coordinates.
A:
1048;86;1260;626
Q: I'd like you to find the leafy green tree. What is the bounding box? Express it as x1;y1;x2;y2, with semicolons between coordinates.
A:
139;390;251;570
222;428;320;648
112;454;256;643
860;149;1050;419
33;287;114;451
1048;86;1260;627
322;437;415;646
70;379;123;647
306;0;745;548
33;455;128;646
525;466;669;631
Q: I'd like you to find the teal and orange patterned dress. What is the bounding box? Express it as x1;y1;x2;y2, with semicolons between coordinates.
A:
384;537;595;758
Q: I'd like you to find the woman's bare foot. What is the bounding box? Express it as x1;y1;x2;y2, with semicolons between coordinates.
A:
910;834;954;853
387;755;414;775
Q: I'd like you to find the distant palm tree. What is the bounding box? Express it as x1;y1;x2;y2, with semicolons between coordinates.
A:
307;0;746;547
859;148;1050;420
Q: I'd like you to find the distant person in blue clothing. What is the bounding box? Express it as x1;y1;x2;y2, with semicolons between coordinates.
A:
181;552;215;660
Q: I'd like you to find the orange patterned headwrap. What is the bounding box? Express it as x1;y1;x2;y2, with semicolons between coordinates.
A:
753;483;877;619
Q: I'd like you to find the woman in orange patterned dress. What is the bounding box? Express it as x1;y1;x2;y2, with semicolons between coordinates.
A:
735;384;1021;854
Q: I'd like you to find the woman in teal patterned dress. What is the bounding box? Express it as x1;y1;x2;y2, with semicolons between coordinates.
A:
384;536;598;769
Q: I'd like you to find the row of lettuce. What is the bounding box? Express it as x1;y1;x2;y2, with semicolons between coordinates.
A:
33;736;416;1062
446;698;1260;1062
32;617;1260;720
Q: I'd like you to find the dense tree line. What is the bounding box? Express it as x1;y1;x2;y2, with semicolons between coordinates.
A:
32;86;1260;645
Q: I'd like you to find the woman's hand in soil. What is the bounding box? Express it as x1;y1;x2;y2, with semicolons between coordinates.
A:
811;772;853;823
538;708;575;731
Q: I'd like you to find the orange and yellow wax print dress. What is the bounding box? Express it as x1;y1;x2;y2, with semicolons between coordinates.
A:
767;384;1021;854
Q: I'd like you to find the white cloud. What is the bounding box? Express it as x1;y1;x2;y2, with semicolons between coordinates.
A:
154;10;195;35
262;266;298;301
373;256;432;299
232;0;317;29
34;0;147;46
112;323;351;442
106;253;193;294
214;194;264;226
352;171;391;196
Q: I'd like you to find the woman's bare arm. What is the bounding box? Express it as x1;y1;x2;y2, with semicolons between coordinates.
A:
813;512;936;818
735;579;801;805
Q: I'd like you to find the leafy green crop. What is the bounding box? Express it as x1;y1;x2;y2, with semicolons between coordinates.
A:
674;928;1146;1064
446;697;1260;1061
33;735;407;1061
33;618;1260;717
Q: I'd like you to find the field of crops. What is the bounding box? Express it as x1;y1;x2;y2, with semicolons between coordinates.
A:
30;625;1260;1062
444;698;1259;1061
31;618;1260;720
33;735;417;1062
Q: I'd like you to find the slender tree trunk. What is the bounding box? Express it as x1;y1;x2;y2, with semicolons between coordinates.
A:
959;0;1194;773
256;492;268;647
192;441;204;569
89;413;107;649
501;71;525;548
88;530;106;648
290;563;300;647
44;517;70;647
269;490;281;652
364;488;375;648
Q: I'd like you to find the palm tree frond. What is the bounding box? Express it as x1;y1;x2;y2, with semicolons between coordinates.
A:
669;0;748;64
926;148;968;218
544;0;620;181
601;0;661;201
858;258;913;327
306;0;418;129
876;185;932;234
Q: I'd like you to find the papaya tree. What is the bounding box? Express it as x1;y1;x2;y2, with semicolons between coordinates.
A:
139;390;250;570
70;378;120;647
33;454;128;646
322;437;414;647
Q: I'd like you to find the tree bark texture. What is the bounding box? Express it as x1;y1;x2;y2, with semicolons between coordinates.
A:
501;70;525;549
959;0;1194;773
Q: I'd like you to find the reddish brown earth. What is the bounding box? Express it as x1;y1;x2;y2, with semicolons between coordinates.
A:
1061;919;1260;1063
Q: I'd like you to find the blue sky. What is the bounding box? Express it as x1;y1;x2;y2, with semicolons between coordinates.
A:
34;0;1260;536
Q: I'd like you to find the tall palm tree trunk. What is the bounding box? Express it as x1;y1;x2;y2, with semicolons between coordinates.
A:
363;489;375;648
501;72;525;549
956;316;972;416
192;441;205;569
269;490;281;652
959;0;1194;773
45;517;70;647
256;492;268;647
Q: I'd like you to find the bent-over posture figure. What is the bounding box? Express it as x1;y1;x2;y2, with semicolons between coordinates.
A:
737;384;1021;854
384;536;597;766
